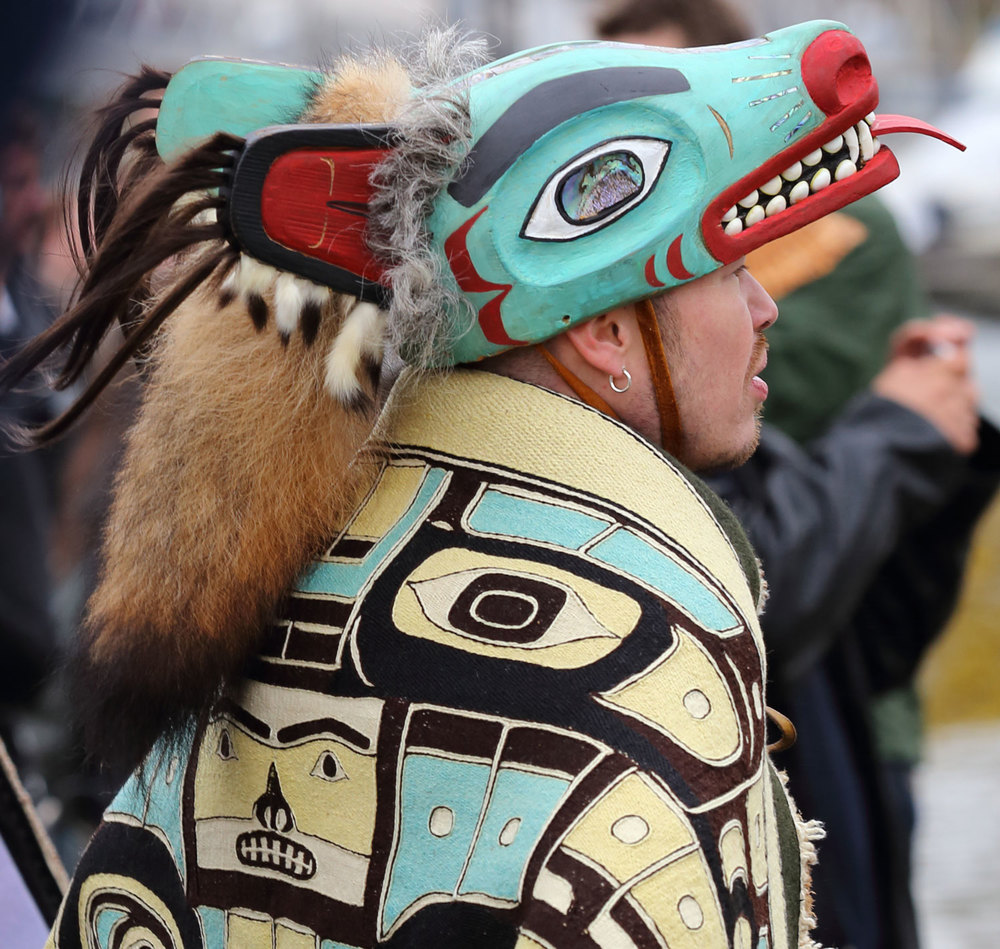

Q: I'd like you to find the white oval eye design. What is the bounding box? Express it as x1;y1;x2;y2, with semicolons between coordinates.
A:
216;726;238;761
311;749;347;783
522;137;672;241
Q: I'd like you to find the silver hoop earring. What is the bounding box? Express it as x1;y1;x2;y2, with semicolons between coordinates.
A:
609;367;632;393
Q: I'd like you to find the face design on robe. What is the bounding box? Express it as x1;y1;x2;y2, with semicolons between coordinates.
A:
185;686;383;931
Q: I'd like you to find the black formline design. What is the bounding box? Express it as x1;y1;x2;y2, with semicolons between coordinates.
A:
226;123;399;304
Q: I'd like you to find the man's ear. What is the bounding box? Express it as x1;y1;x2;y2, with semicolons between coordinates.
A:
562;304;639;376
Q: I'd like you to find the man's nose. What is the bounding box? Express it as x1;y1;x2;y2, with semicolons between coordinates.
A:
747;271;778;331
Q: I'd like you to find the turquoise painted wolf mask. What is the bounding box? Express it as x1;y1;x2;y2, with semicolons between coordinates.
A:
157;20;959;366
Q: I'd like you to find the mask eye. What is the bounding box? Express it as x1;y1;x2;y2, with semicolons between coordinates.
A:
522;137;671;242
560;151;643;222
311;750;347;783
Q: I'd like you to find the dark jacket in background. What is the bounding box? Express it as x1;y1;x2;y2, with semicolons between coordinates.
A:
709;395;1000;949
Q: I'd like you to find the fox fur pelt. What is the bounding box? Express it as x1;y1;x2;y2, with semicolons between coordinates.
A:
73;55;413;775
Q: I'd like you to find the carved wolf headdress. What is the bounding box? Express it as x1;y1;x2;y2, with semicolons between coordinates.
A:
0;23;959;771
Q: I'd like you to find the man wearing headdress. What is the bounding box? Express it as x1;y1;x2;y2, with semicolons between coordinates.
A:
2;20;963;949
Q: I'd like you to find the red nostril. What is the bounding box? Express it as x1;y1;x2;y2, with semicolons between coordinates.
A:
801;30;878;117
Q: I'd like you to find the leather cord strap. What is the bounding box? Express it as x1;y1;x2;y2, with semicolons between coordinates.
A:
538;345;621;420
538;298;682;452
635;298;682;455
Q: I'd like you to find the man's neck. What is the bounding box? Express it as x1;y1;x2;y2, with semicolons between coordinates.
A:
479;343;563;393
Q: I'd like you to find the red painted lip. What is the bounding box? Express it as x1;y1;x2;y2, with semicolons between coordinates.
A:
702;114;891;265
702;111;963;265
701;28;964;266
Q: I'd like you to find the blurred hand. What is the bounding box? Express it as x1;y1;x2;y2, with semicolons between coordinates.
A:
873;315;980;455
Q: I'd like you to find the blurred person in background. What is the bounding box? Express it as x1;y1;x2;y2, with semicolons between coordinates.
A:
0;105;114;878
0;106;61;769
1;0;72;130
597;2;1000;948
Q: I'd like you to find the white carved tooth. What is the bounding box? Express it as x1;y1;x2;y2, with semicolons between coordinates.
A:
802;149;823;166
834;159;857;180
810;168;832;191
765;194;787;216
782;161;803;181
745;204;766;227
865;112;876;125
725;217;744;236
723;205;738;223
760;176;783;196
843;125;859;163
739;190;760;209
858;121;874;161
822;134;844;154
789;180;810;204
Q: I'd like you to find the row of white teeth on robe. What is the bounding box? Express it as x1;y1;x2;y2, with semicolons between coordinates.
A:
722;114;880;235
218;253;386;407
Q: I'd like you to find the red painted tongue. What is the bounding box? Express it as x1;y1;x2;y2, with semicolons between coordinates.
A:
871;114;966;151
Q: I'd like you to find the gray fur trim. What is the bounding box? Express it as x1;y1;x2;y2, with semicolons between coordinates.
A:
367;26;489;369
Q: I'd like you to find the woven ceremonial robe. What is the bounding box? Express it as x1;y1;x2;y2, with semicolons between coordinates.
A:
50;371;811;949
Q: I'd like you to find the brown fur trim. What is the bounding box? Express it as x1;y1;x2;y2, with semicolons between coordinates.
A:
76;285;379;773
302;55;411;125
33;247;232;444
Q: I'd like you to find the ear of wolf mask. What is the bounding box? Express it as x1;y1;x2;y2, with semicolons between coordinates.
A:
157;58;321;161
226;124;397;304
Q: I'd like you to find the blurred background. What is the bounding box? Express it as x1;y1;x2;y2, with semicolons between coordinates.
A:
3;1;999;946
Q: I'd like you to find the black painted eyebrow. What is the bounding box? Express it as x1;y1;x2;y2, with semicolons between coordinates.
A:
221;702;271;740
448;66;690;208
277;717;372;751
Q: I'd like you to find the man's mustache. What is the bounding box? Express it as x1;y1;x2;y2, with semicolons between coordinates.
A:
747;333;769;378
